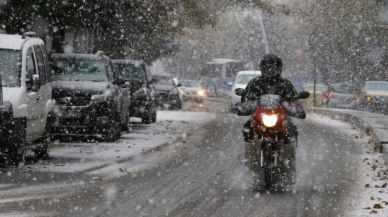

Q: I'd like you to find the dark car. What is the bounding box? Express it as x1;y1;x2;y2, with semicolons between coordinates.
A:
151;75;182;109
113;60;157;124
49;53;130;142
325;82;359;109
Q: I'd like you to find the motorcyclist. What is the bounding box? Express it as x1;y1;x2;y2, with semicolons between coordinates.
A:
239;54;306;142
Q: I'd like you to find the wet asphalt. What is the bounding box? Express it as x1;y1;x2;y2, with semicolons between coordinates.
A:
0;99;365;217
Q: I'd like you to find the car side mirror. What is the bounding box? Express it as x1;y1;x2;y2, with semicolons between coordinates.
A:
298;91;310;99
227;82;233;87
235;88;246;96
27;74;40;92
177;83;182;87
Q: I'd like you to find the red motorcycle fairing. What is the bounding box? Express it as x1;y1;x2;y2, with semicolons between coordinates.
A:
251;104;289;139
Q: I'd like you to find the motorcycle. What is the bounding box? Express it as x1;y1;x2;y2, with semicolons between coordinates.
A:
235;88;309;191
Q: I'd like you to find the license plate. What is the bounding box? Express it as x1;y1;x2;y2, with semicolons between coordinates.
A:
61;109;81;118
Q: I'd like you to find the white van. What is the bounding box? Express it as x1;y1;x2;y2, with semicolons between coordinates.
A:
229;71;261;112
0;32;52;164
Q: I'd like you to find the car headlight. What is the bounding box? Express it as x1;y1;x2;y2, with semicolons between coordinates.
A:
133;89;146;97
169;88;179;95
2;101;13;113
197;89;205;96
261;113;279;128
91;94;111;104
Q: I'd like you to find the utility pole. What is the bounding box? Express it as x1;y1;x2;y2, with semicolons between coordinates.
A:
313;69;317;107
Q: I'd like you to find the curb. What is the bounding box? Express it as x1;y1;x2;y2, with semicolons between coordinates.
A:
306;108;385;154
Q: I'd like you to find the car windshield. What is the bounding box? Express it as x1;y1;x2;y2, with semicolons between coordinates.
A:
182;81;200;87
236;74;259;85
306;86;328;92
331;85;358;94
51;60;108;82
114;63;145;81
0;49;21;87
154;76;174;85
366;82;388;92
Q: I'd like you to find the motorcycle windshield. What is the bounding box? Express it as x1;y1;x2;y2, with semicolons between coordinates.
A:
258;94;282;111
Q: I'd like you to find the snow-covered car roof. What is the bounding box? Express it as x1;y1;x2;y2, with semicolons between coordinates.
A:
50;53;109;61
112;59;144;65
0;33;43;50
236;71;261;75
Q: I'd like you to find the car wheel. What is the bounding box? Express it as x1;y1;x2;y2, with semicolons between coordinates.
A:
104;113;121;142
176;99;182;110
9;127;27;165
151;110;157;123
34;119;51;160
122;109;131;131
142;110;152;124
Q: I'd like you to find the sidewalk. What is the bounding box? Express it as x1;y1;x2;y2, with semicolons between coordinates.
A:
306;107;388;162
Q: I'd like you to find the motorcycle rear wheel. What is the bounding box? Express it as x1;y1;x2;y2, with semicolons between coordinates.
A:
263;144;273;191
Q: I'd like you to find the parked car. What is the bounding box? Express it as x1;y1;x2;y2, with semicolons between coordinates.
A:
49;53;130;142
357;81;388;113
113;59;157;124
325;82;359;109
181;80;205;103
151;75;182;109
0;32;53;164
229;71;261;112
300;83;328;107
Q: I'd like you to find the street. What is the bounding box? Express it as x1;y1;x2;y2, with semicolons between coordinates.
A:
0;99;371;217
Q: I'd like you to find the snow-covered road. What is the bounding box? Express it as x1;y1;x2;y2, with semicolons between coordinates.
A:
0;99;385;216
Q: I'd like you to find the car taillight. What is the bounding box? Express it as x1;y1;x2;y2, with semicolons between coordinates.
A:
355;93;359;100
328;92;334;98
221;82;224;86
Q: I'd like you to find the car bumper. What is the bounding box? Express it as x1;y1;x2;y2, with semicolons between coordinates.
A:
50;102;113;136
156;93;180;105
1;116;25;150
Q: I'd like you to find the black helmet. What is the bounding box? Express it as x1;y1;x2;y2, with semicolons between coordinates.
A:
260;54;283;77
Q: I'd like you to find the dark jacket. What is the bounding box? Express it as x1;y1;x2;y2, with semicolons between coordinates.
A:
242;75;298;102
239;75;306;119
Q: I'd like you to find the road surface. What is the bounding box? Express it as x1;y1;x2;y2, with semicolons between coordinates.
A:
0;99;367;217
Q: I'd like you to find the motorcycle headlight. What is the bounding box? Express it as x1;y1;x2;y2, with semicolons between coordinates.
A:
261;113;279;128
169;88;179;95
197;89;205;96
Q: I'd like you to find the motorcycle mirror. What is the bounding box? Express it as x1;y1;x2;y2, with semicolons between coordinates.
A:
235;88;246;96
298;91;310;99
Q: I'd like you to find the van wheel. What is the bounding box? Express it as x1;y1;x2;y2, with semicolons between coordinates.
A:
34;120;51;160
104;113;121;142
9;128;27;165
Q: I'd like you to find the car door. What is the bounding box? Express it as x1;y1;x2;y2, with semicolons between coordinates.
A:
25;47;42;142
34;45;50;130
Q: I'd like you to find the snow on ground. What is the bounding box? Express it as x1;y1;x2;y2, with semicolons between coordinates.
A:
307;114;388;216
26;111;216;174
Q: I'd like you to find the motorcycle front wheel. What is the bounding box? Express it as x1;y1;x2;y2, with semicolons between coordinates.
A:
263;144;273;191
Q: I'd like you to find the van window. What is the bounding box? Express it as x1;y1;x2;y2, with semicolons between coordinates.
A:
34;45;46;85
0;49;21;87
41;45;51;83
26;48;37;89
